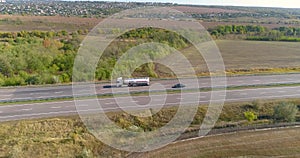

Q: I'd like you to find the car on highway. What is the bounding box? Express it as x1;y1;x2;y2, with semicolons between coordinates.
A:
172;83;186;88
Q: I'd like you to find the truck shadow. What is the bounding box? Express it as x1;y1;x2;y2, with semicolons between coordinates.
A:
103;85;114;88
102;85;119;88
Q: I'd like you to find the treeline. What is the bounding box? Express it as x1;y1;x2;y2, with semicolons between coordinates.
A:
0;28;189;86
195;6;300;21
209;25;266;36
246;36;300;42
209;25;300;42
0;29;89;39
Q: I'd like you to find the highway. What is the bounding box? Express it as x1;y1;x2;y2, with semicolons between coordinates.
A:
0;85;300;122
0;73;299;102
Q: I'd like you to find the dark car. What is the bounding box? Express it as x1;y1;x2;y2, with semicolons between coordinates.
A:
172;83;186;88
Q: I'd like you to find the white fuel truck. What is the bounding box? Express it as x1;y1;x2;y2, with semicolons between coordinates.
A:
116;77;150;87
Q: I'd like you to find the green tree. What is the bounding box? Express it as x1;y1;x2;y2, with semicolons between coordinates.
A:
0;57;13;77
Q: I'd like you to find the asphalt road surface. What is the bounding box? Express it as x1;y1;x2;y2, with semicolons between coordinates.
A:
0;85;300;122
0;73;299;102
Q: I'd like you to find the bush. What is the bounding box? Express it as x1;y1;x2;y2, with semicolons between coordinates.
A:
244;111;257;122
25;75;40;85
273;102;298;122
252;100;262;111
4;76;26;86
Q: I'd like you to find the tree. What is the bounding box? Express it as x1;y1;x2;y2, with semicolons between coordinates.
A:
0;57;13;77
273;102;298;122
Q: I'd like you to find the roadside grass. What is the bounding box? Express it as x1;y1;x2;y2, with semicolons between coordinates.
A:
226;67;300;76
0;116;126;158
85;98;300;133
0;99;299;157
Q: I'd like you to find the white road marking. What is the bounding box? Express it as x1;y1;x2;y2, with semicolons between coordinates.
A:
50;106;61;109
0;100;74;108
152;98;166;100
0;110;77;120
18;108;32;111
278;91;286;93
37;95;65;99
228;86;300;92
105;102;115;105
40;95;61;98
30;92;50;95
8;97;33;101
223;93;300;102
0;94;13;97
77;104;88;107
78;90;91;93
240;93;248;95
55;91;64;94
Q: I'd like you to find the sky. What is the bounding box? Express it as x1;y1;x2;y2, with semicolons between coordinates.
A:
97;0;300;8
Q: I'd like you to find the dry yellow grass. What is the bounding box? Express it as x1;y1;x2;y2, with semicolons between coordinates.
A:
135;127;300;158
0;117;126;158
0;15;101;32
171;40;300;76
